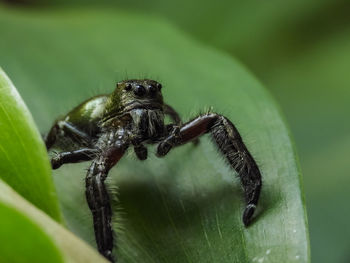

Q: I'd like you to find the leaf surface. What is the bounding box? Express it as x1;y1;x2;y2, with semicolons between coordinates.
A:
0;6;310;263
0;67;62;221
0;179;108;263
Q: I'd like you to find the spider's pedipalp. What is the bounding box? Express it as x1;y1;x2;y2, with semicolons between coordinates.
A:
133;143;148;160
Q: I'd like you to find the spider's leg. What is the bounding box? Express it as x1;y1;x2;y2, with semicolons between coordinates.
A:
163;103;199;145
45;120;92;150
51;148;99;169
86;159;114;262
164;103;182;125
157;113;262;226
86;131;129;263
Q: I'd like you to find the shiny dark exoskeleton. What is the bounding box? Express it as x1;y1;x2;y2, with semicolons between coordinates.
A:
45;79;262;262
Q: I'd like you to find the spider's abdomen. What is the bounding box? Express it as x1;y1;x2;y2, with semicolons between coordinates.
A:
63;95;109;137
45;95;110;151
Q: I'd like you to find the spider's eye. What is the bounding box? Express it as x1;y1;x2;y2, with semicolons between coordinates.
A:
149;85;157;95
125;83;132;91
134;85;146;97
156;83;162;90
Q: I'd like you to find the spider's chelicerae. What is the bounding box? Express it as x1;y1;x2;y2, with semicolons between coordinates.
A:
45;79;262;262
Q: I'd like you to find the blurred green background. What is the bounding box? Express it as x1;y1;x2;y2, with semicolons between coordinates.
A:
1;0;349;262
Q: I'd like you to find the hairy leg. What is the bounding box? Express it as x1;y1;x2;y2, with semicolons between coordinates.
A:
157;113;262;226
86;131;129;262
163;103;181;125
51;148;99;169
86;159;114;262
163;103;199;146
45;120;93;150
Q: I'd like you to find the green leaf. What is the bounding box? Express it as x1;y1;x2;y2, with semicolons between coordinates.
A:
0;67;62;221
261;30;350;263
0;6;310;262
0;179;109;263
0;190;63;263
0;68;106;262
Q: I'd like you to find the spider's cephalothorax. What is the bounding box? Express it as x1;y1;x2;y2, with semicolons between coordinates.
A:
45;79;262;262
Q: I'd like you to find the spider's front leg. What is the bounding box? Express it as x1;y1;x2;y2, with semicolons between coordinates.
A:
157;113;262;226
163;103;200;146
86;134;129;263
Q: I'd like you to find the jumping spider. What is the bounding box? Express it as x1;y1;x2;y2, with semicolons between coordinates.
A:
45;79;262;262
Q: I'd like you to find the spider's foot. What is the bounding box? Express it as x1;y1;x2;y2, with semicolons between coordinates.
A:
243;204;256;227
102;249;115;263
157;141;173;157
51;155;62;169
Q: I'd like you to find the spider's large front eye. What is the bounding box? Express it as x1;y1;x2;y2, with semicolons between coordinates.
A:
149;85;157;96
134;85;146;96
156;83;162;91
125;83;132;91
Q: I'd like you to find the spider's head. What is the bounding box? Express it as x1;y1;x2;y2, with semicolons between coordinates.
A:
110;79;164;112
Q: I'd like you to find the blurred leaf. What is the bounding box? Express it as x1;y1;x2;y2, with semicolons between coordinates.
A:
264;31;350;262
15;0;347;74
301;135;350;263
0;197;63;263
0;179;109;263
0;6;309;262
0;181;63;263
4;0;349;261
0;67;62;221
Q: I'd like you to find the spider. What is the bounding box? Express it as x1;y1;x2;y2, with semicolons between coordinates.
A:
45;79;262;262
